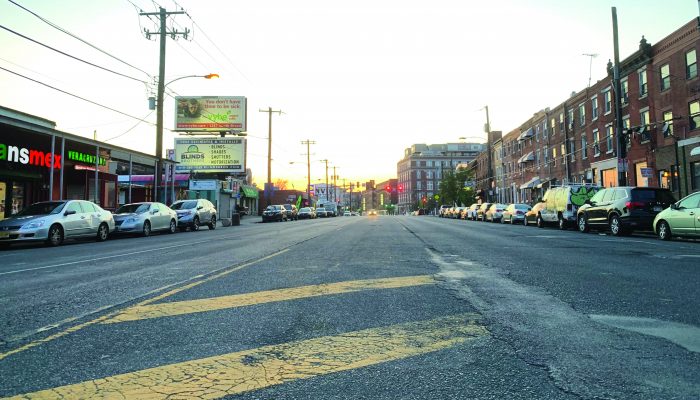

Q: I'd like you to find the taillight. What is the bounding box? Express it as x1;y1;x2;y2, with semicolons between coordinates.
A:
626;201;645;210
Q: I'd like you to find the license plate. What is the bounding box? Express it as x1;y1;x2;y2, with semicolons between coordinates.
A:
653;206;662;212
0;232;9;238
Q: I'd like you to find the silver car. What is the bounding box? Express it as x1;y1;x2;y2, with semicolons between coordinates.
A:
0;200;115;247
113;202;177;236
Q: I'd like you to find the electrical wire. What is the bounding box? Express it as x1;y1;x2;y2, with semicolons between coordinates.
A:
0;24;148;84
8;0;154;80
1;65;155;126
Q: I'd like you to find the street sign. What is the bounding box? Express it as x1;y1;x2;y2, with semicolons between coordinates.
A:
640;167;654;178
189;179;218;191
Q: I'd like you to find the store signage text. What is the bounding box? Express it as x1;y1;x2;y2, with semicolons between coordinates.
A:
67;150;106;166
0;143;61;169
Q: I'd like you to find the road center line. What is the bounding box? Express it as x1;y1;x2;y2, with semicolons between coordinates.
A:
104;275;435;323
6;313;486;400
0;249;290;362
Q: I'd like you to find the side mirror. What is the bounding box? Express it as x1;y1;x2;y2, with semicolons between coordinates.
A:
536;198;543;203
197;206;203;210
670;203;680;210
64;210;76;216
151;209;159;214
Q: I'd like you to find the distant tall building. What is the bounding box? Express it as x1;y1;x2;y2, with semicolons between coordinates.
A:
397;142;486;212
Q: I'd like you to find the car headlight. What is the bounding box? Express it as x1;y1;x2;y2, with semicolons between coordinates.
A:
22;219;46;229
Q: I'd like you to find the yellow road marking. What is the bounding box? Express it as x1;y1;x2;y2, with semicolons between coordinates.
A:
104;275;435;324
5;313;486;400
0;249;289;362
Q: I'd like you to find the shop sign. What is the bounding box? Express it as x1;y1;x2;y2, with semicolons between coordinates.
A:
189;179;218;191
174;96;247;132
0;143;61;169
174;138;245;173
67;150;106;166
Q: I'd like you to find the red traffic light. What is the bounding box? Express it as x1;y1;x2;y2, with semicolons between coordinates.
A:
397;184;404;192
385;186;391;193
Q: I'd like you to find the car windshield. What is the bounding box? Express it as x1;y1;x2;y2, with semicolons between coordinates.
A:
300;208;311;212
632;189;675;203
515;204;530;210
170;201;197;210
116;204;150;214
15;202;66;216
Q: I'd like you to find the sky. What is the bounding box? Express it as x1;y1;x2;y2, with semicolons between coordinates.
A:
0;0;697;189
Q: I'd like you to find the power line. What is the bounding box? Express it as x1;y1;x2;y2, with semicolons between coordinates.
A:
0;65;156;126
8;0;154;80
0;24;148;84
102;111;155;142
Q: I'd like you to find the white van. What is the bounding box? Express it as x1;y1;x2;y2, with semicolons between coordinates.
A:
537;184;601;229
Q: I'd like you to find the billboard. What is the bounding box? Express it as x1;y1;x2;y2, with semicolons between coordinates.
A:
174;96;246;132
174;137;246;173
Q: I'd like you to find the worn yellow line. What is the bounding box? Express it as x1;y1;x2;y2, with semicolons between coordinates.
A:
5;313;487;400
104;275;435;324
0;249;290;362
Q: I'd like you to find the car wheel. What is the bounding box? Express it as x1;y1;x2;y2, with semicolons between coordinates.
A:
192;217;200;231
142;221;151;237
609;214;625;236
536;215;544;228
578;214;590;233
524;217;529;227
97;223;109;242
501;217;505;224
557;214;566;230
657;220;672;241
169;219;177;234
208;216;216;230
46;224;64;246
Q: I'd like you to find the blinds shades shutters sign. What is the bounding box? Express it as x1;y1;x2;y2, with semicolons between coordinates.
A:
175;138;245;173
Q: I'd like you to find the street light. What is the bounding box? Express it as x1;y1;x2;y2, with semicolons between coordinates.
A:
153;73;219;202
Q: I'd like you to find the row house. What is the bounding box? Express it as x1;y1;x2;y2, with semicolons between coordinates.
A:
484;18;700;205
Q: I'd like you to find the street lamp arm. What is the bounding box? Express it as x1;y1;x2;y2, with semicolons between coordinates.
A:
164;73;219;87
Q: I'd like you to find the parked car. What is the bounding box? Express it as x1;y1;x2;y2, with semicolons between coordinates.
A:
113;202;177;236
170;199;217;231
282;204;298;221
298;207;316;219
343;211;352;216
502;203;531;224
453;206;466;219
485;203;507;223
466;204;480;220
316;208;329;218
262;205;287;222
0;200;114;246
524;202;546;227
577;187;676;236
476;203;492;221
439;205;451;218
537;184;602;229
653;191;700;240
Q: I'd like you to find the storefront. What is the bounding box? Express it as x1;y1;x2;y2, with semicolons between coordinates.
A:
0;105;164;219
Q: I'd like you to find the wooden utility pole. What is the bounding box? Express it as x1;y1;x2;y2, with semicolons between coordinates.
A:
301;139;316;203
259;107;282;205
141;7;188;202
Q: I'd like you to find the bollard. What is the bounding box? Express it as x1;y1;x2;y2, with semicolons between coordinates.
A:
231;213;241;226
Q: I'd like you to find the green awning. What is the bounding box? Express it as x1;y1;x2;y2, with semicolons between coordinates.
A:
241;185;259;199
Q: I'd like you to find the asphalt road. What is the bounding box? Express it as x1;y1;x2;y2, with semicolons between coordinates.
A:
0;215;698;399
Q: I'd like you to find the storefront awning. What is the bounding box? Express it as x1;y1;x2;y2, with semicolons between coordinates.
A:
691;146;700;157
518;152;535;164
117;174;190;183
519;176;541;189
518;128;534;141
241;185;259;199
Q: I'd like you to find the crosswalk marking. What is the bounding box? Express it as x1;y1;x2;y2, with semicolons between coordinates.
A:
104;275;435;324
5;313;486;400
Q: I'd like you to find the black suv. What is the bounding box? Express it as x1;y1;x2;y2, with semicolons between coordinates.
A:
576;186;675;236
281;204;298;221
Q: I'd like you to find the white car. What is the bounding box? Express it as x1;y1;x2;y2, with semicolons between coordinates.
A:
112;202;178;236
0;200;115;246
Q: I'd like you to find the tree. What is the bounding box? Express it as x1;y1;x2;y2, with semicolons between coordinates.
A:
438;169;475;206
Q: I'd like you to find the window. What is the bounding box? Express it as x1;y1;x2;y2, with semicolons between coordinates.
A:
622;115;631;149
660;64;670;91
66;202;83;214
606;125;614;153
640;108;651;141
542;121;548;138
603;88;612;114
638;68;648;97
427;181;433;191
692;162;700;190
567;109;574;130
621;78;629;104
550;118;556;135
578;103;586;127
536;125;540;142
582;135;588;159
591;95;599;120
687;49;697;79
569;139;576;162
535;149;540;168
543;146;549;165
593;130;600;156
690;101;700;130
559;113;564;132
663;111;674;137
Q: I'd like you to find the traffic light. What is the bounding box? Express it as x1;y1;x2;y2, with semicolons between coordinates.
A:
422;197;427;205
385;186;392;193
397;184;404;193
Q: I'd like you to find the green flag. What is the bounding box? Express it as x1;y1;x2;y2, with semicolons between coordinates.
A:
296;195;302;209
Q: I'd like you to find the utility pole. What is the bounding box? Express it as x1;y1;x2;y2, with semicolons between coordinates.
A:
483;105;492;201
332;166;338;203
611;7;627;186
320;159;329;203
259;107;282;205
301;139;315;204
141;7;187;203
